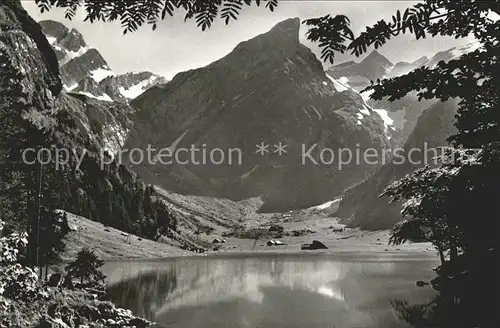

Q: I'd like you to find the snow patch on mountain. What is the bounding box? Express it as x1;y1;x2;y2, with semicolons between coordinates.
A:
487;11;500;22
102;122;129;156
325;74;349;91
46;36;57;45
373;109;394;130
338;77;349;85
91;68;115;83
77;91;113;102
168;130;189;151
311;105;322;120
310;198;341;210
64;83;78;92
60;46;90;66
118;75;160;99
360;106;371;116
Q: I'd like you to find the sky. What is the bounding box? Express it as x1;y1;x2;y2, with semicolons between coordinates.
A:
23;1;476;79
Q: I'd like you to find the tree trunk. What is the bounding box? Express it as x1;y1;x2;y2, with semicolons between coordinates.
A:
438;247;446;266
447;224;458;263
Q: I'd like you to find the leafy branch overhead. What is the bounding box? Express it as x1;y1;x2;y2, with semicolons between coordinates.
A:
35;0;279;33
36;1;499;64
304;1;499;63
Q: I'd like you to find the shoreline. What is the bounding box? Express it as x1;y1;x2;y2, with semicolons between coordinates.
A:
103;248;438;262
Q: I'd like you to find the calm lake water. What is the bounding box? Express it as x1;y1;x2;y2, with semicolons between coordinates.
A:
104;253;438;328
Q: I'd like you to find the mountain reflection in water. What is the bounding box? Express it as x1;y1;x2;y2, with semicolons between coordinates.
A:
105;255;437;328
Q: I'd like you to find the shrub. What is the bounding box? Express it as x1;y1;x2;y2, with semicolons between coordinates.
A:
269;224;284;233
65;248;106;288
0;264;39;301
0;223;28;265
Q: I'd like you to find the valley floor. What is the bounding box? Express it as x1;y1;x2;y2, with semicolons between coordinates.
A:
62;205;436;262
201;214;436;256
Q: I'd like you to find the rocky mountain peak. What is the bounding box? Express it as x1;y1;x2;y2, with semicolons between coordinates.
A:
127;18;390;211
59;27;86;52
362;50;393;68
326;50;394;90
1;2;62;114
229;17;304;66
269;17;301;41
38;19;69;40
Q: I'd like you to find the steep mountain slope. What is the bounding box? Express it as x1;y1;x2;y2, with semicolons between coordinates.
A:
39;20;168;102
56;92;135;155
127;18;391;212
326;51;424;148
336;99;459;230
0;3;185;255
387;56;428;78
332;42;483;230
366;94;436;148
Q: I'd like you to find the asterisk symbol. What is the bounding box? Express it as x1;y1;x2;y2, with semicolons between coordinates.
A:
256;142;270;156
274;142;288;156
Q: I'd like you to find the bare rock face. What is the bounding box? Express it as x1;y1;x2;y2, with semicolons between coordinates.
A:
0;1;62;110
60;48;110;87
56;93;136;155
126;18;391;212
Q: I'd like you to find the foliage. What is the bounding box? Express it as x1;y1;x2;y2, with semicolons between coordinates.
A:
0;223;148;327
6;0;496;326
35;0;279;33
35;210;70;277
0;221;42;302
0;230;28;266
283;1;498;287
0;264;40;301
309;4;500;324
388;219;427;246
52;141;178;239
0;18;74;272
304;1;499;63
348;2;499;326
65;248;106;287
0;276;152;328
370;3;499;267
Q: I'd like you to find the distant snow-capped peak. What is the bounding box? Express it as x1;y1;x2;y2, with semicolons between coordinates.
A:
40;20;168;103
